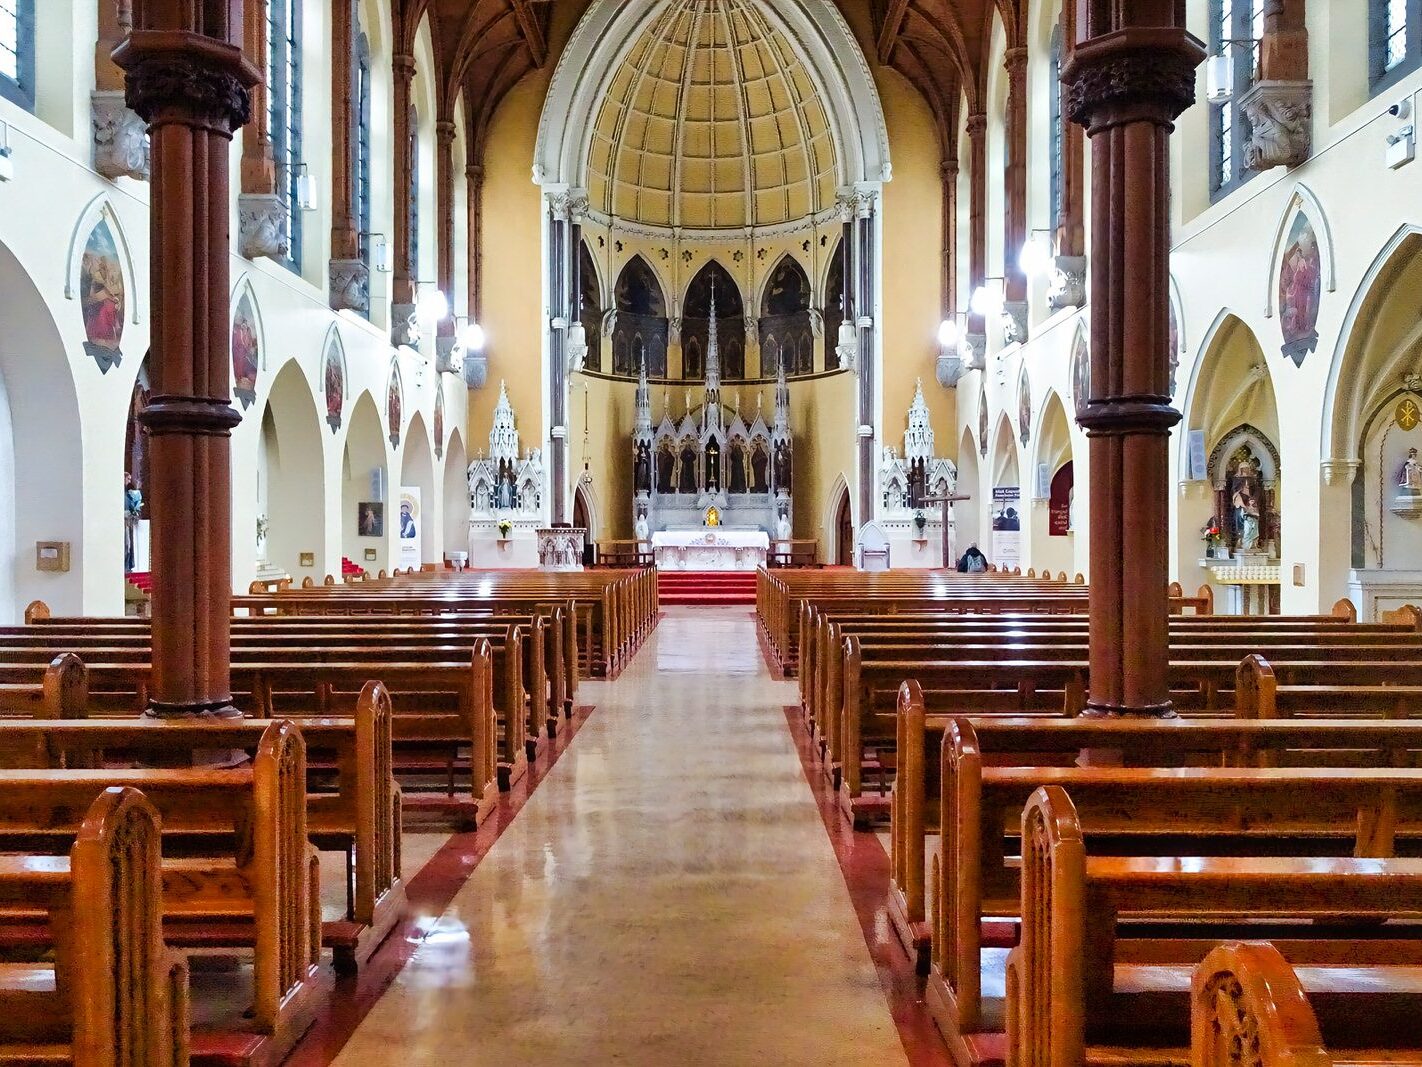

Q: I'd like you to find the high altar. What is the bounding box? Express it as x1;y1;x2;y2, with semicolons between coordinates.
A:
630;283;792;570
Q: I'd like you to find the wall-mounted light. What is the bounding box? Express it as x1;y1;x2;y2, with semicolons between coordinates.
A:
1018;231;1055;279
970;277;1006;317
1205;39;1258;103
293;162;318;212
362;232;392;273
416;282;449;321
936;318;961;350
459;319;487;353
0;121;12;183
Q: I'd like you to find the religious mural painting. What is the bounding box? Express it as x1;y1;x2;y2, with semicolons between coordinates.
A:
323;328;345;433
1278;210;1322;367
686;260;746;381
80;218;125;372
387;360;404;448
759;256;813;376
1017;368;1031;446
231;290;260;409
1071;330;1089;422
434;386;445;460
978;387;989;458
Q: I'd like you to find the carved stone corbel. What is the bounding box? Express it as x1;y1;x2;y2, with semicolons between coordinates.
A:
1320;459;1361;486
935;353;965;388
462;352;488;390
329;259;370;315
1001;302;1029;346
1240;80;1313;170
238;193;289;261
1048;256;1087;310
91;91;150;181
391;302;420;348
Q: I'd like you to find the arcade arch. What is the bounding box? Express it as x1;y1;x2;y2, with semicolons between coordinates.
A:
400;411;437;565
343;393;389;575
257;360;327;583
442;428;468;564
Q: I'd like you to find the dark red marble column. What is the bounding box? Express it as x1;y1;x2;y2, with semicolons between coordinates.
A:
1063;8;1205;717
114;7;259;718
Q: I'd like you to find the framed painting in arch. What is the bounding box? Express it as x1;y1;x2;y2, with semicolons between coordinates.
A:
324;329;345;433
387;360;404;448
1278;211;1322;367
231;290;260;409
80;218;125;372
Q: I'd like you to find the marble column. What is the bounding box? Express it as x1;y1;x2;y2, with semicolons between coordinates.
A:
114;5;260;718
852;190;878;525
546;190;586;524
1063;9;1205;717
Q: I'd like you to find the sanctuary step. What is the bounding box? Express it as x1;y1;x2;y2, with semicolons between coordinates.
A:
657;570;758;606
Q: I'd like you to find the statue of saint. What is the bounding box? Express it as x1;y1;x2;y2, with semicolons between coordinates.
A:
497;469;516;510
1401;448;1422;493
634;443;651;493
773;442;792;491
775;511;791;541
1231;465;1262;553
634;512;650;543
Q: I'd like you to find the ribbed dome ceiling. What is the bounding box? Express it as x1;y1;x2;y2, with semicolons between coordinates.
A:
586;0;839;232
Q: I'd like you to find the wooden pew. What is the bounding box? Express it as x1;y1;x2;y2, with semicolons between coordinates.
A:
924;720;1422;1044
0;787;187;1066
1189;942;1422;1067
0;680;400;973
1007;785;1422;1065
0;722;317;1056
891;681;1422;970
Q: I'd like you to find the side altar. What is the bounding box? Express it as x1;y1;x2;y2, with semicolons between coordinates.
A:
652;528;769;571
630;281;793;545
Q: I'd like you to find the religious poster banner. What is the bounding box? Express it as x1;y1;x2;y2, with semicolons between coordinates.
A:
324;328;345;433
232;290;259;409
1278;211;1322;367
80;218;126;372
398;487;422;569
1049;462;1074;536
991;485;1021;569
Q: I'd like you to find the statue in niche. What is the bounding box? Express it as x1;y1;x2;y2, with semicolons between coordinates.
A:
656;444;675;494
1230;459;1263;553
750;443;769;493
634;506;650;543
497;465;516;510
728;441;748;493
776;509;792;542
678;442;699;495
1401;448;1422;493
634;442;651;494
773;441;792;491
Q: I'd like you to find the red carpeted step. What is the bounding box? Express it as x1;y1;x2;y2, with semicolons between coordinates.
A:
656;570;758;606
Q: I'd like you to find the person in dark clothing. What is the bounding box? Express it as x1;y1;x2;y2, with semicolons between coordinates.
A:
956;543;988;573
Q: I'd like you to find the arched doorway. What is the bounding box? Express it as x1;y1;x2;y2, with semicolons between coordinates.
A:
834;484;853;567
991;415;1022;571
258;360;327;583
0;239;85;618
955;426;982;562
123;358;151;577
1032;391;1076;579
343;393;388;576
1179;313;1280;606
400;412;437;566
442;428;468;565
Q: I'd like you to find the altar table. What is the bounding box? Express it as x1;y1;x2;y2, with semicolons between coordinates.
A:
652;529;770;571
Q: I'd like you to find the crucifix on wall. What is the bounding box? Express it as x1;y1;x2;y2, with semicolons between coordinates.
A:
920;491;972;568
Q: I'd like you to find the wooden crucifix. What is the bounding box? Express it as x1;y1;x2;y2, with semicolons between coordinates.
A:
920;491;972;569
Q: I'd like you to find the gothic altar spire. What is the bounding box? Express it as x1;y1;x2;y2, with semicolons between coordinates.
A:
772;348;790;444
904;378;934;461
702;276;723;437
634;353;652;442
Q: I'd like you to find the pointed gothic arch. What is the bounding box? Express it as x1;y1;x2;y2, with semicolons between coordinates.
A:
684;260;744;382
613;255;668;377
759;255;814;376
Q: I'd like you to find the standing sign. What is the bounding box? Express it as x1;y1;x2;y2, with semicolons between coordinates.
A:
991;486;1022;569
398;487;422;569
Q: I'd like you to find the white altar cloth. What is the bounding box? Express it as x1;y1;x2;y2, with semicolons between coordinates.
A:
652;529;769;571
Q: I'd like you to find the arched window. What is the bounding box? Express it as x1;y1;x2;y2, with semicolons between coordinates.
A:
683;260;745;382
1048;25;1064;237
0;0;35;109
612;256;668;377
1373;0;1421;90
759;256;813;375
409;104;420;279
269;0;304;270
1207;0;1263;200
355;29;373;280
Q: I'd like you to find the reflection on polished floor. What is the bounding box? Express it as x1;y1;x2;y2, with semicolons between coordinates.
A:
331;606;906;1065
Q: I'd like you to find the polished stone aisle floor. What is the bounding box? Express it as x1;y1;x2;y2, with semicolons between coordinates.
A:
332;606;906;1065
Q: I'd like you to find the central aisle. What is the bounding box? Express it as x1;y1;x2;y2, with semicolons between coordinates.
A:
333;606;906;1065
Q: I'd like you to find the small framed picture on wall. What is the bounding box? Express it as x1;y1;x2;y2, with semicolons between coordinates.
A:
358;502;384;537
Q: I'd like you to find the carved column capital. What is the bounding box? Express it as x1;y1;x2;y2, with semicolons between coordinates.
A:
114;40;258;133
329;259;371;315
466;163;485;189
964;112;988;138
1063;33;1205;131
393;53;417;81
436;118;457;145
238;193;291;260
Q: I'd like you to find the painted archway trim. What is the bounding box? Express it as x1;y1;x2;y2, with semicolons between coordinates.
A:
1322;224;1422;465
534;0;891;195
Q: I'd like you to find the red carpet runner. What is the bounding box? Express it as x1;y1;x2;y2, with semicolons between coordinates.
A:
657;569;757;606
